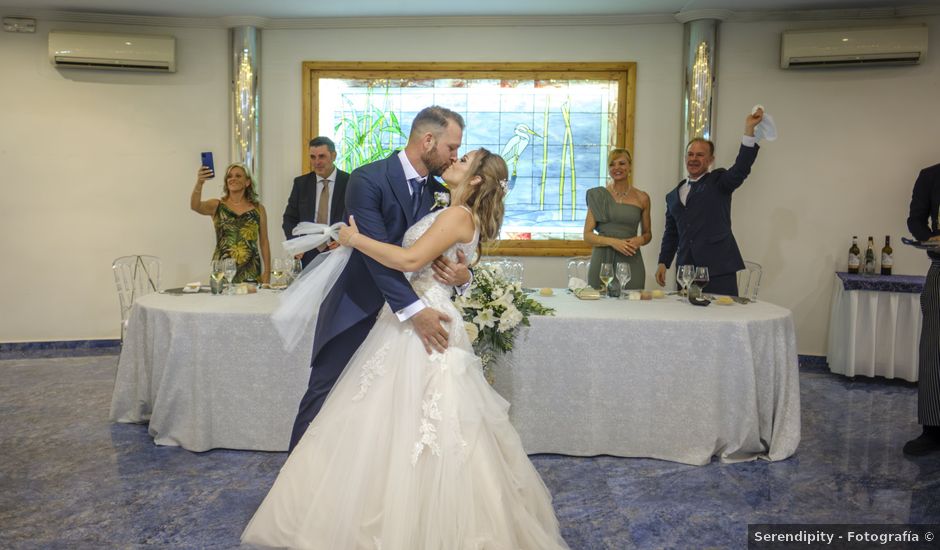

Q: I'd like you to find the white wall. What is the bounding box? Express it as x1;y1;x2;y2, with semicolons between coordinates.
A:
0;21;229;341
715;17;940;354
1;14;938;357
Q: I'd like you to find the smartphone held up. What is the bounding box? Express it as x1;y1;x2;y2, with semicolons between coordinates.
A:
200;152;215;179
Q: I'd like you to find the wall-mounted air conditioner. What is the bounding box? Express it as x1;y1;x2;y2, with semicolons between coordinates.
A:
49;31;176;72
781;25;927;68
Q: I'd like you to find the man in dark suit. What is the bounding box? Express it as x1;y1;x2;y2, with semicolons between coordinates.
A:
904;162;940;456
655;109;764;296
288;106;470;451
282;136;350;267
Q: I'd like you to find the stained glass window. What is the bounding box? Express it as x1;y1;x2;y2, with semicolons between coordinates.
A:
304;63;635;256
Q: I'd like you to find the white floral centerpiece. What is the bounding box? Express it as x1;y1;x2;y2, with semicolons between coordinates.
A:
454;263;554;375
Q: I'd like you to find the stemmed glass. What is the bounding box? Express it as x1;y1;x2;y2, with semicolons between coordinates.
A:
289;258;303;285
271;259;286;289
210;260;225;295
615;263;632;299
222;258;237;294
690;266;710;299
677;265;695;298
598;262;614;297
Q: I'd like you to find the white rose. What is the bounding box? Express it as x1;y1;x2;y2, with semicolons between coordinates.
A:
497;304;523;332
464;321;479;342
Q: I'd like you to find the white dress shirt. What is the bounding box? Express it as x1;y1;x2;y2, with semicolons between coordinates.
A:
679;135;758;205
394;151;427;321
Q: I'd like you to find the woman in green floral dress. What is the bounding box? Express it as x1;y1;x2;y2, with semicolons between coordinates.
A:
191;162;271;284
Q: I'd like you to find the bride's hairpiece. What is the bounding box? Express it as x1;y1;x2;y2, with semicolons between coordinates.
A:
498;179;509;191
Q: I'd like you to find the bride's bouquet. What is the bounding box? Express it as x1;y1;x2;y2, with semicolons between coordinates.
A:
454;263;554;370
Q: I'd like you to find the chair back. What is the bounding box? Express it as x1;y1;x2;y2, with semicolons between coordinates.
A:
737;260;762;301
477;256;524;286
566;256;591;287
112;255;161;339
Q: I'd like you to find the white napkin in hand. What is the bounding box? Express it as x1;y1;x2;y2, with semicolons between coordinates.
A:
283;222;345;256
568;277;589;291
751;104;777;142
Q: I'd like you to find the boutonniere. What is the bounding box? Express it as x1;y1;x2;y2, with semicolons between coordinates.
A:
432;191;450;211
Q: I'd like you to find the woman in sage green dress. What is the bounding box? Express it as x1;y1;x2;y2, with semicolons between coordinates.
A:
582;148;651;291
190;162;271;284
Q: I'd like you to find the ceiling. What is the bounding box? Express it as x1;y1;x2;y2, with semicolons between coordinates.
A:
0;0;936;20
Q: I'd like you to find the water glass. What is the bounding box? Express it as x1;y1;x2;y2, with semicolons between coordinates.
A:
615;263;632;299
677;264;695;297
289;258;303;285
222;258;237;294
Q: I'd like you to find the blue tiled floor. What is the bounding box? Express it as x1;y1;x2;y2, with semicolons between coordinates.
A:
0;354;937;549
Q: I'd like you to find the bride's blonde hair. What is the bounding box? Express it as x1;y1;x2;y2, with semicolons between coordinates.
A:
460;148;508;255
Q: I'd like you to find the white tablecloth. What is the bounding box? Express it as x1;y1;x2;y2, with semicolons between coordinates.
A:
110;290;801;464
109;291;314;452
827;275;921;381
491;292;801;465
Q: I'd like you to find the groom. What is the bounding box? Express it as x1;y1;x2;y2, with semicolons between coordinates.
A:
288;106;471;451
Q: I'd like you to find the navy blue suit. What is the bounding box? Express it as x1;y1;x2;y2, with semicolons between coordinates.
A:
658;143;759;296
288;152;446;451
282;169;350;267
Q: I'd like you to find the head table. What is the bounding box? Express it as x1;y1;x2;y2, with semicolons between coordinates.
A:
492;292;800;465
110;289;800;465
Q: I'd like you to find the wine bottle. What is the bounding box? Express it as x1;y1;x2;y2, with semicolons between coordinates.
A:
881;236;893;275
864;236;876;275
847;236;860;274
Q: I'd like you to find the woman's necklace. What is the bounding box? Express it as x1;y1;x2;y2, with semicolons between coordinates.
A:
610;185;631;202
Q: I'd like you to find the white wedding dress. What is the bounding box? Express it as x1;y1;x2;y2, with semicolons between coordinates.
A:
242;208;569;550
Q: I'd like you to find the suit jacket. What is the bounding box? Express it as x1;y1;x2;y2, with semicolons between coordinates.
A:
907;162;940;261
310;151;447;363
658;143;759;277
282;169;350;266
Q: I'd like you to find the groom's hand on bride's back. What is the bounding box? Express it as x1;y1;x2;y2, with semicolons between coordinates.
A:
432;250;470;287
412;307;451;354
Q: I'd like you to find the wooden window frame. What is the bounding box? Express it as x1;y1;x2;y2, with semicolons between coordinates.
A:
302;61;636;257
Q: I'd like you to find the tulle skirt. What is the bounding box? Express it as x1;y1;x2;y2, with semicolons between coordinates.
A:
241;304;568;550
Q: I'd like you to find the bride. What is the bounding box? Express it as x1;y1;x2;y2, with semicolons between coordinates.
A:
241;148;569;549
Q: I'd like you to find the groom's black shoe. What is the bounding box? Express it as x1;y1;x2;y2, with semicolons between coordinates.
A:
903;427;940;456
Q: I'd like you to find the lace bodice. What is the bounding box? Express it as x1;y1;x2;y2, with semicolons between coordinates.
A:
403;208;478;307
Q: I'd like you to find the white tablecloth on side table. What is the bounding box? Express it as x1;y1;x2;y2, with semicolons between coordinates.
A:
827;274;922;381
491;292;801;465
109;291;314;452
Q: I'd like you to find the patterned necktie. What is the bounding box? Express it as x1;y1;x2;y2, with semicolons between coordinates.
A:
409;177;424;218
316;179;329;225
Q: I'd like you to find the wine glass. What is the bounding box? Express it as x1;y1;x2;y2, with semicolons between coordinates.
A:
615;263;632;299
690;266;710;299
222;258;237;294
271;259;285;289
290;258;303;285
677;265;694;298
598;262;614;297
209;260;225;295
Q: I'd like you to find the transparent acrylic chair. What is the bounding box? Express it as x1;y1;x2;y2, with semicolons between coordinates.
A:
566;256;591;288
112;255;161;340
736;260;762;302
478;256;524;286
